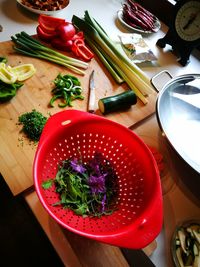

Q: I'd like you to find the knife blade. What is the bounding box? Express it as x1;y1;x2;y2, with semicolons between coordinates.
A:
88;70;96;113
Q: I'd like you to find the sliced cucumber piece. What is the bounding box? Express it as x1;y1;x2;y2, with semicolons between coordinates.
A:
193;230;200;245
178;228;187;254
193;254;200;267
176;247;185;267
193;242;199;256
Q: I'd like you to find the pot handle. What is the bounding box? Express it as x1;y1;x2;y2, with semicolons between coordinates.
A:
151;70;173;92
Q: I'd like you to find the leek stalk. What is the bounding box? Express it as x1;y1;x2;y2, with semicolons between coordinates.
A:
72;14;152;103
84;11;153;92
90;39;148;104
85;37;124;84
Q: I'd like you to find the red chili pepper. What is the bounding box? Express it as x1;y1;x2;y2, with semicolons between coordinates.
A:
123;4;151;31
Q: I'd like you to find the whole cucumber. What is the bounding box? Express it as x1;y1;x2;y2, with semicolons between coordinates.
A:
98;90;137;114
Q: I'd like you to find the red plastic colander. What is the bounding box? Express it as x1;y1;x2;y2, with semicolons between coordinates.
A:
33;110;163;249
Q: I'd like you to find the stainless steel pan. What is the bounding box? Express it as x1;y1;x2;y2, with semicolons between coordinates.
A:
151;71;200;174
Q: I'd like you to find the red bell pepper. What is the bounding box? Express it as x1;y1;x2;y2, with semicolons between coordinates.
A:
71;39;84;55
36;14;91;58
56;22;76;41
72;39;94;61
51;38;73;52
38;14;65;33
36;25;57;41
72;31;84;41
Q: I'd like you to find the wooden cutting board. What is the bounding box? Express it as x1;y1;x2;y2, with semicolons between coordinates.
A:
0;39;157;196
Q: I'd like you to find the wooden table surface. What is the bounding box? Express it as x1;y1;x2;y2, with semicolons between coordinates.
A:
25;189;157;267
0;39;157;196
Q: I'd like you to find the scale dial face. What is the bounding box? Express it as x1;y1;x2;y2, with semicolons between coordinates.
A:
175;0;200;42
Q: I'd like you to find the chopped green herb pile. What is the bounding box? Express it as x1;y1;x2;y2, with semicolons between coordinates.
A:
50;73;84;108
42;152;118;217
18;109;47;141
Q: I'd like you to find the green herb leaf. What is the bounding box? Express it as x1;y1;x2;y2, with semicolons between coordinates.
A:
74;203;89;215
42;179;54;189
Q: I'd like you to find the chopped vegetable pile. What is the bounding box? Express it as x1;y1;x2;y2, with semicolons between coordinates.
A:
173;222;200;267
42;152;119;217
18;109;47;142
50;73;84;108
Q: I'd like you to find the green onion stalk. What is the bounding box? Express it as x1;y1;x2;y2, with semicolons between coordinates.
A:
11;32;88;76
